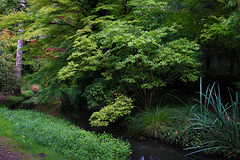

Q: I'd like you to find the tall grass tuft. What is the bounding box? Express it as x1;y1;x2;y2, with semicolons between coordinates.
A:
127;106;187;141
185;83;240;159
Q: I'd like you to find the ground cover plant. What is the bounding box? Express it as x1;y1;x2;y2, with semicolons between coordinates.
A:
0;107;132;160
0;113;68;160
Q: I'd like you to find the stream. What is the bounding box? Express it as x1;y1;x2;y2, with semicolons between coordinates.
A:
69;110;225;160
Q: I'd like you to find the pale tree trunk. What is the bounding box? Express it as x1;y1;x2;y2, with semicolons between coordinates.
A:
16;0;26;78
16;38;23;78
14;0;26;95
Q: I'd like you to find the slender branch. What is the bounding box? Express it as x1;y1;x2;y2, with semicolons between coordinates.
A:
36;28;69;50
143;88;148;108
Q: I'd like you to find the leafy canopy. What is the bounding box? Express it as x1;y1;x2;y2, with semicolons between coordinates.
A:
59;0;201;109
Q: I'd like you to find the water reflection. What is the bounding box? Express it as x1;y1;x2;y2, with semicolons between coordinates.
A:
128;138;223;160
136;156;161;160
130;155;161;160
129;138;189;160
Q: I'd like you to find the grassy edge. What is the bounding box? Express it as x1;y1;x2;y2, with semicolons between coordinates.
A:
0;113;69;160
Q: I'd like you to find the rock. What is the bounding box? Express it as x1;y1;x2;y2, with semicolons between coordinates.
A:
0;94;6;102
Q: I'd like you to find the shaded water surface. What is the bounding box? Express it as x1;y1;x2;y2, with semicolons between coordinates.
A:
128;138;223;160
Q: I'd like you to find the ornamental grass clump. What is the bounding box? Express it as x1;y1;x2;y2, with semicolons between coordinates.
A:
127;106;186;141
0;108;131;160
185;83;240;159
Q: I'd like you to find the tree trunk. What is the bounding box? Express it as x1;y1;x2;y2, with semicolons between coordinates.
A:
15;0;26;78
14;0;26;95
16;38;23;78
229;50;236;77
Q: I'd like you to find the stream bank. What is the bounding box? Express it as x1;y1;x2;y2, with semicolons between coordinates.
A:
68;109;226;160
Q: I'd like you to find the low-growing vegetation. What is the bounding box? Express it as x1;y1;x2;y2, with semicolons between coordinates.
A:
0;108;132;160
0;90;33;108
127;106;186;139
0;114;68;160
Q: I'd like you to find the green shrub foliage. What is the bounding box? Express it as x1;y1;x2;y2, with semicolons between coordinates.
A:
58;0;201;109
59;21;201;108
1;0;202;111
0;54;21;93
83;78;114;110
89;94;134;127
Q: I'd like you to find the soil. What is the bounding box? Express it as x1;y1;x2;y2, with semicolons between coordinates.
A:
0;137;45;160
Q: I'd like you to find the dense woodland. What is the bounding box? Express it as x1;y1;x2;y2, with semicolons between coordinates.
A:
0;0;240;159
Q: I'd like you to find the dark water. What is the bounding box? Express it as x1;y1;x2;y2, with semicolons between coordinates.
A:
70;110;225;160
128;138;222;160
129;138;189;160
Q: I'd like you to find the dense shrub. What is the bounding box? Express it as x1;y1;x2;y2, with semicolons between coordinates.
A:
0;53;21;93
83;78;114;110
21;90;33;98
0;108;132;160
89;94;134;127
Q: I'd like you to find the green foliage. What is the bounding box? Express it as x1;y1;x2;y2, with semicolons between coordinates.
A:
0;0;81;102
60;20;201;108
0;108;132;160
5;96;23;102
185;83;240;159
200;0;239;50
83;78;114;110
58;0;201;109
89;94;134;127
21;90;33;98
23;51;71;104
164;0;228;40
0;0;132;108
128;0;168;28
127;106;186;139
0;53;21;93
1;90;33;109
201;15;239;48
0;0;25;15
2;0;202;112
0;113;68;160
